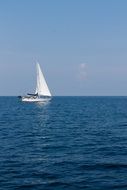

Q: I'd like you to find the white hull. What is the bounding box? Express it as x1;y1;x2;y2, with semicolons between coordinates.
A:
22;97;51;102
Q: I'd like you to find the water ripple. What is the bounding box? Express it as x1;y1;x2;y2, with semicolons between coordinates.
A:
0;97;127;190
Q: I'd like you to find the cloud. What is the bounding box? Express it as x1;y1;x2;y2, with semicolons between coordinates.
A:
78;63;87;80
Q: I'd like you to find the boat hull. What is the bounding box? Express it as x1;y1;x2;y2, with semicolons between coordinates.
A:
21;96;51;102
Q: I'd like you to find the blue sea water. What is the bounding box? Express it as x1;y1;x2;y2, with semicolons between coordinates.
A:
0;96;127;190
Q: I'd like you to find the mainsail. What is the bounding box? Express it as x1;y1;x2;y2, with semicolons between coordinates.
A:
35;63;51;97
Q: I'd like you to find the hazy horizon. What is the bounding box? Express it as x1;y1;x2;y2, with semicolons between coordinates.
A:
0;0;127;96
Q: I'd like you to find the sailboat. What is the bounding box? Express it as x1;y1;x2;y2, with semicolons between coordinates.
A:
20;63;52;102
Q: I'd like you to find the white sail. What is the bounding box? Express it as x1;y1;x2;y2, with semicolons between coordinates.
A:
35;63;51;97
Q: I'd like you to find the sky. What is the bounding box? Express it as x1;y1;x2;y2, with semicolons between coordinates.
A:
0;0;127;96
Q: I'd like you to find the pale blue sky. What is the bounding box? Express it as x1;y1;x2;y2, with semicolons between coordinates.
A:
0;0;127;96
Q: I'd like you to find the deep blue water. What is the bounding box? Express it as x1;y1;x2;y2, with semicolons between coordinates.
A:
0;97;127;190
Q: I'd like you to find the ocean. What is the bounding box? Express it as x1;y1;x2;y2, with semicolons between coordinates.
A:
0;96;127;190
